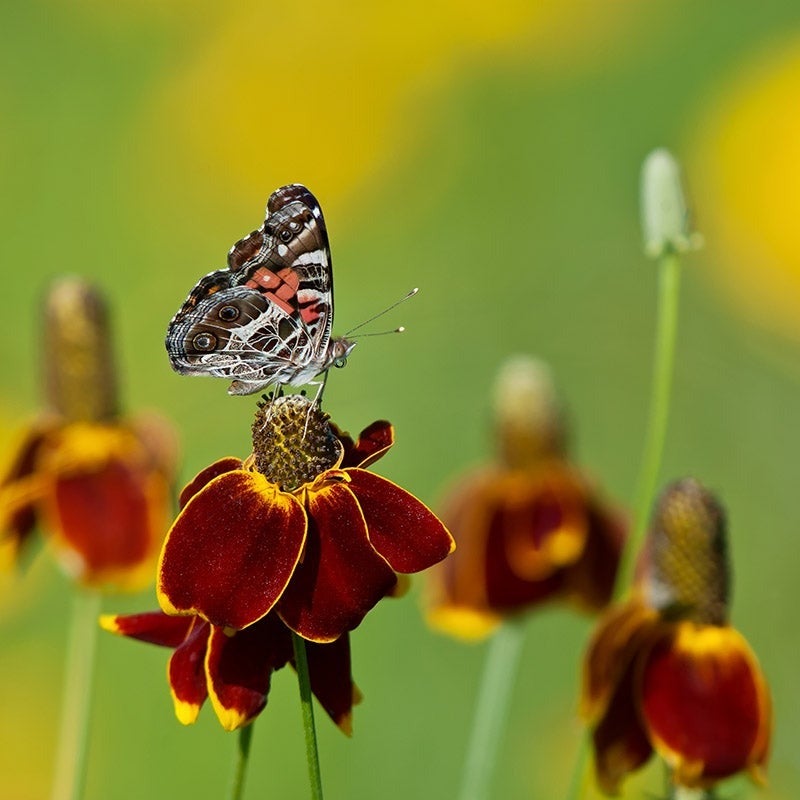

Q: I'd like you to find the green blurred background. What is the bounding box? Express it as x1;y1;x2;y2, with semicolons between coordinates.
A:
2;1;800;797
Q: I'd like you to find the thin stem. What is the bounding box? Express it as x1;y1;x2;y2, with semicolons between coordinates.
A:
458;620;525;800
672;787;714;800
50;589;102;800
228;724;255;800
564;735;591;800
292;632;323;800
616;250;682;594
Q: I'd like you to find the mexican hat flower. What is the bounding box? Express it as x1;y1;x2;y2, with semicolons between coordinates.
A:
426;356;626;640
581;478;771;793
101;608;357;732
0;278;176;590
157;394;455;642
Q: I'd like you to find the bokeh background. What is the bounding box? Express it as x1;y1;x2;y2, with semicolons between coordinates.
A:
2;1;800;798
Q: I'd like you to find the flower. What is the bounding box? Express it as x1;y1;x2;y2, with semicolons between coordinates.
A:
581;478;771;793
157;394;455;641
100;608;357;732
426;356;626;640
0;278;176;590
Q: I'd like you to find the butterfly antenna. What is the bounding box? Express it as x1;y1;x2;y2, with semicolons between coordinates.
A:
344;287;418;337
350;326;406;339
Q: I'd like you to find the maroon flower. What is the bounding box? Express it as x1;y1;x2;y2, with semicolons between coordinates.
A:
581;479;771;792
157;395;455;641
0;278;176;590
101;609;356;732
426;357;626;639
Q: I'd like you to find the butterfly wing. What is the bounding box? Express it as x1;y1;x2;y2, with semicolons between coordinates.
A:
165;184;336;394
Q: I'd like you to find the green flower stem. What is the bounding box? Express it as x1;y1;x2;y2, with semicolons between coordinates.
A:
616;250;682;594
458;620;525;800
672;787;715;800
565;250;684;800
292;632;323;800
228;723;254;800
50;589;101;800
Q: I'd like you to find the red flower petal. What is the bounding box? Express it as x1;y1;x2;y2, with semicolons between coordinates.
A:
501;468;589;580
581;597;660;722
338;421;394;469
178;457;243;509
168;619;211;725
346;469;454;572
205;616;293;731
303;633;360;735
158;471;307;630
278;482;397;642
641;623;771;786
99;610;197;647
592;657;654;794
47;455;168;588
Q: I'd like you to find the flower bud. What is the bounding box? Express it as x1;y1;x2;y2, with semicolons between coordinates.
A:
641;148;702;258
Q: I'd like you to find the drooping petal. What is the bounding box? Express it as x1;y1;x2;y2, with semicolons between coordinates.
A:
205;616;293;731
178;457;243;509
592;657;654;794
336;421;394;469
500;467;589;580
158;471;307;630
483;499;565;612
45;451;170;590
581;597;661;722
346;469;454;572
563;500;627;612
0;423;52;550
168;619;212;725
278;482;397;643
303;633;360;735
99;610;197;647
640;623;772;787
426;477;503;639
432;466;565;626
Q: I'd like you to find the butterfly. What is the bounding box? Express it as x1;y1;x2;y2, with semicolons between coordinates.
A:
166;184;355;397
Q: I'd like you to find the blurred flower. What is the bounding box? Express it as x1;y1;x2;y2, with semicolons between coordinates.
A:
101;608;357;732
581;478;771;793
157;395;454;641
692;36;800;344
0;278;176;590
426;356;626;641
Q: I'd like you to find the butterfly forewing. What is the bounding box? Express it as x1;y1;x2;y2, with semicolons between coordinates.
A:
166;184;343;394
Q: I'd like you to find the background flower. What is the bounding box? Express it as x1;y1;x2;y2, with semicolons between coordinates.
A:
582;479;770;793
427;356;625;640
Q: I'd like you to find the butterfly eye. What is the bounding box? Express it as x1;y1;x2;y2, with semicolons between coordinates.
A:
280;228;293;243
192;332;217;352
333;356;347;369
218;305;240;322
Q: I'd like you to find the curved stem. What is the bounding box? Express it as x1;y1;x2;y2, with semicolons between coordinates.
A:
458;620;525;800
50;589;102;800
228;723;254;800
616;251;682;594
292;632;323;800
